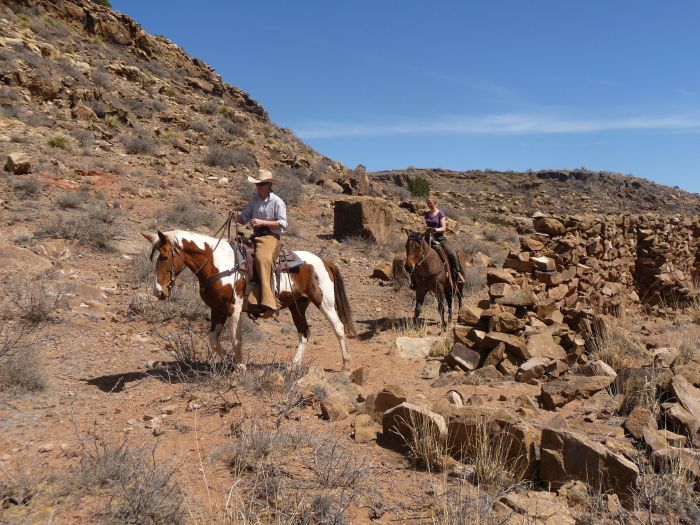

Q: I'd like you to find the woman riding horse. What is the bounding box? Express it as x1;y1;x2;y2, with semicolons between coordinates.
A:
422;196;465;285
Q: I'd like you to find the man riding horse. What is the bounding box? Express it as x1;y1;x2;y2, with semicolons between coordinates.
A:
236;168;287;319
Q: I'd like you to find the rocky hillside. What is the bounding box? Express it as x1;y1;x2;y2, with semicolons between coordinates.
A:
1;0;344;201
372;168;700;218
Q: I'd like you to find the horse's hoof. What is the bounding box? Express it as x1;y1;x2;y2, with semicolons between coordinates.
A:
341;363;351;373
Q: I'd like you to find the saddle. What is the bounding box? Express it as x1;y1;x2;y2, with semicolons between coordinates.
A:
230;232;304;283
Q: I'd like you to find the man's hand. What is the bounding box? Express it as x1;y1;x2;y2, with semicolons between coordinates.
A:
251;218;266;228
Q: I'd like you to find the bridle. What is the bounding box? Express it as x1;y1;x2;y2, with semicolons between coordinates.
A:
407;232;443;282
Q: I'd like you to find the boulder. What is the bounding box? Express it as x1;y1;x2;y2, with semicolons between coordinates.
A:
672;361;700;387
495;287;537;308
420;360;442;379
366;385;407;423
382;402;447;446
486;268;516;285
334;197;393;243
5;152;31;174
322;180;344;194
500;491;575;525
670;374;700;418
471;365;503;381
624;406;656;440
320;396;351;421
581;360;617;378
488;311;525;334
526;332;567;361
353;414;378;443
371;261;393;281
393;336;440;358
447;343;480;371
532;256;557;272
540;427;638;507
350;367;369;386
28;76;60;101
534;217;566;236
489;283;514;298
457;304;482;325
651;447;700;482
446;406;540;478
483;332;530;361
663;402;700;443
516;357;550;383
540;376;615;410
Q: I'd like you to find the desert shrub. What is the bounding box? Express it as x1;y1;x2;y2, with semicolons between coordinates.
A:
157;197;217;229
0;461;47;509
205;144;256;169
103;114;121;130
74;438;184;524
55;189;87;209
47;133;73;150
13;178;43;199
150;98;167;111
582;316;640;372
199;100;218;114
189;120;209;133
274;168;304;206
461;267;486;295
408;175;430;197
0;313;44;393
6;273;68;324
92;0;112;7
70;129;94;148
127;277;208;324
41;206;120;251
122;133;157;155
219;117;247;137
91;67;111;88
385;184;413;200
634;455;700;523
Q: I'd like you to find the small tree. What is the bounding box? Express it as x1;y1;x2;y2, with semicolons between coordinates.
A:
408;175;430;197
93;0;112;7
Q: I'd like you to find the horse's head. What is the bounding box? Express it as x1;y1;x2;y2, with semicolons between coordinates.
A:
404;231;424;274
142;230;185;300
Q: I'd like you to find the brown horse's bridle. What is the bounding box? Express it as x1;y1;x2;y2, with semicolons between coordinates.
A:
408;233;442;282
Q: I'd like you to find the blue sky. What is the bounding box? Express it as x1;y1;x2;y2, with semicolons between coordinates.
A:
111;1;700;193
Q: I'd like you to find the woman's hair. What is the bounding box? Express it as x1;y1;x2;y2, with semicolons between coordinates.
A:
426;196;438;204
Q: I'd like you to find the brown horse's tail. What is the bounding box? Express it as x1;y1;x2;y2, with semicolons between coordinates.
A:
324;261;357;338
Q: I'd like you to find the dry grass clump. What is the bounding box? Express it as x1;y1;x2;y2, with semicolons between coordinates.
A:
5;272;69;324
0;320;45;393
157;196;217;229
0;461;48;510
220;423;369;524
47;133;73;150
461;267;486;295
398;410;450;472
41;205;121;251
122;133;158;155
128;278;208;324
634;455;700;523
13;178;43;199
205;144;256;169
582;315;641;371
55;188;90;209
73;437;184;525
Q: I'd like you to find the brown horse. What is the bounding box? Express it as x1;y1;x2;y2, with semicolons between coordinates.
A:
142;230;356;371
404;231;464;330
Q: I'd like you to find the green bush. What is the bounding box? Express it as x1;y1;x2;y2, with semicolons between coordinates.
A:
408;175;430;197
92;0;112;7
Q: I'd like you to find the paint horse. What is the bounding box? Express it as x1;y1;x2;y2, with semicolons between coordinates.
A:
404;231;464;330
142;230;356;371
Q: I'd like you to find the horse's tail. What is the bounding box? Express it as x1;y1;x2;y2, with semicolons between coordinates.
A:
324;261;357;338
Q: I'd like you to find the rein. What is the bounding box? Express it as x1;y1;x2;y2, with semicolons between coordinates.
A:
409;235;443;282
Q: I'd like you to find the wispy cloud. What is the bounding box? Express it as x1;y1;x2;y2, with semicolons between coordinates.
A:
586;78;620;87
296;113;700;139
675;88;698;97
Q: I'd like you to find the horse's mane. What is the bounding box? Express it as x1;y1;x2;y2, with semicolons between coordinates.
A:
157;231;234;256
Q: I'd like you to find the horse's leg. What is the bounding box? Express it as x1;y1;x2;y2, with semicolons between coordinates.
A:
229;297;245;369
289;298;310;366
311;293;350;372
445;282;454;324
208;310;226;357
436;287;447;331
414;287;427;326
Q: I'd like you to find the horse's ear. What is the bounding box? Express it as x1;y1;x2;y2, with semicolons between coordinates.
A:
157;230;168;244
142;231;157;244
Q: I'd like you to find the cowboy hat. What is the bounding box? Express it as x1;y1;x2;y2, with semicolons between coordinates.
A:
247;168;278;185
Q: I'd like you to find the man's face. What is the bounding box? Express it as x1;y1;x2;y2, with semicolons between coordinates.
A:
256;182;271;197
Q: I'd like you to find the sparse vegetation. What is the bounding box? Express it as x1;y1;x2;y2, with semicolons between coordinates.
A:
204;144;256;169
274;168;305;206
157;196;217;229
408;175;431;197
122;133;157;155
47;133;73;150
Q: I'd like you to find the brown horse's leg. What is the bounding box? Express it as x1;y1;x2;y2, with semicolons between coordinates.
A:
289;298;310;365
414;287;428;326
445;282;454;325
